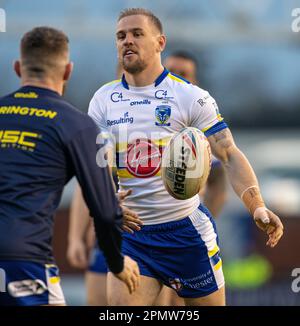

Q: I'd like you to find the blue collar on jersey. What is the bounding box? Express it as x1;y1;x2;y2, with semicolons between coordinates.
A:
121;67;169;90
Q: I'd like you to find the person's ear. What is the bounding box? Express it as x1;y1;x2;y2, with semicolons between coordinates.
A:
157;34;166;53
63;62;73;81
14;60;21;78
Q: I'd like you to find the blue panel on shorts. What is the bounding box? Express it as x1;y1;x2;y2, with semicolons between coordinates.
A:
88;248;108;274
0;261;49;306
121;204;223;298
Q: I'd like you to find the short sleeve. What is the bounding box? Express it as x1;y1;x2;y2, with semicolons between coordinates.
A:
190;86;228;137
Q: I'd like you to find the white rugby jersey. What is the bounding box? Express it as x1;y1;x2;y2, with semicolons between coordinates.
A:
88;68;227;224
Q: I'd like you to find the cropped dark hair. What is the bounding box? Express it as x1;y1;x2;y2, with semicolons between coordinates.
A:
21;26;69;77
169;51;198;68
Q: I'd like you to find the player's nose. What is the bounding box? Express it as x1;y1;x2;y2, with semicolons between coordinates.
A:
123;33;134;46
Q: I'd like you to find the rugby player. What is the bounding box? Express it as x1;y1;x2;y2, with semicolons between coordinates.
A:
0;27;140;306
67;51;228;306
72;8;283;306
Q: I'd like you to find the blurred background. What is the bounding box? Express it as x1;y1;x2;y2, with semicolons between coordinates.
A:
1;0;300;305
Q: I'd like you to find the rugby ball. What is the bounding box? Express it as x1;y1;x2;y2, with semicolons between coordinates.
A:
161;127;212;200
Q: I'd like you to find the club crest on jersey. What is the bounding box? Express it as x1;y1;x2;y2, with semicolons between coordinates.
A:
155;105;171;126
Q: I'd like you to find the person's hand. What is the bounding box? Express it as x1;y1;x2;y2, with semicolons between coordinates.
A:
253;207;284;248
67;239;89;269
114;255;140;294
118;189;143;234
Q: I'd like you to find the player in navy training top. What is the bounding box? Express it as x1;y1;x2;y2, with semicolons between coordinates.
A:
0;26;139;306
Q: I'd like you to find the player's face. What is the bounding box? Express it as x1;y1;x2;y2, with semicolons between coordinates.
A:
116;15;162;74
164;56;197;84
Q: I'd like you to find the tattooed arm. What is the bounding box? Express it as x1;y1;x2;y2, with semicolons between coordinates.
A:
207;128;258;197
207;128;283;247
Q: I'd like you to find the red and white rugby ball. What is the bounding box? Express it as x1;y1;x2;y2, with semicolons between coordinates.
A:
161;127;212;200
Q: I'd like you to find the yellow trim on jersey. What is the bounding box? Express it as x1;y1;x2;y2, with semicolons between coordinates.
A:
116;142;127;152
117;169;161;178
103;79;121;86
117;169;135;178
201;115;224;133
116;137;171;152
217;114;223;121
49;276;60;284
213;259;222;271
168;73;185;83
208;244;220;258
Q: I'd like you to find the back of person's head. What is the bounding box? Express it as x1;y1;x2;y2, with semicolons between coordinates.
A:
168;51;198;69
164;51;198;84
20;26;69;80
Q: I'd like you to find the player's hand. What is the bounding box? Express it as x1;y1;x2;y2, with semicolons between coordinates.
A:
122;206;143;233
117;189;133;202
114;255;140;294
67;239;89;269
118;189;143;233
253;207;284;248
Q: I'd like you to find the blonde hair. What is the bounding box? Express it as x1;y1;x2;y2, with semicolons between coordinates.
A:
118;8;163;33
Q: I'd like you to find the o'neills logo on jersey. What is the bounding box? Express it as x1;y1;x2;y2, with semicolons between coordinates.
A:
130;99;151;106
107;112;133;126
126;139;162;178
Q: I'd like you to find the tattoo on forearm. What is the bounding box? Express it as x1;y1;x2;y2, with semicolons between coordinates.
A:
248;188;259;198
212;129;233;149
212;130;228;143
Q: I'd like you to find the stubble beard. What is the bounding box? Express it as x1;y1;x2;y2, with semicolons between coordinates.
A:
122;57;147;74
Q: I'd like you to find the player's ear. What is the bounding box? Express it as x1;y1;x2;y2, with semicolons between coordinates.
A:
63;62;73;81
157;34;166;53
14;60;21;78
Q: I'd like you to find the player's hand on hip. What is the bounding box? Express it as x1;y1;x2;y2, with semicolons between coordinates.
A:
67;239;89;269
117;188;133;202
122;205;143;233
253;207;284;248
118;189;143;233
114;255;140;294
